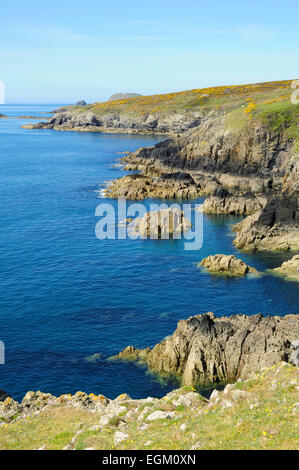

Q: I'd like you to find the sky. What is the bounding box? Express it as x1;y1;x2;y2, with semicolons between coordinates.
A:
0;0;298;104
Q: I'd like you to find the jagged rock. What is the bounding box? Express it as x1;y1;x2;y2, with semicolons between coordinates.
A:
0;397;22;421
269;255;299;282
111;345;150;362
115;313;299;387
105;172;204;200
23;111;201;134
76;100;87;106
198;254;258;276
200;194;266;215
134;208;192;239
233;194;299;252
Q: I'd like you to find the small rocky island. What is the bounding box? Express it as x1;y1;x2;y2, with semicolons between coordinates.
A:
198;254;258;276
134;208;191;238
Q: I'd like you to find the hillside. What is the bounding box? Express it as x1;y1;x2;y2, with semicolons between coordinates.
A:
58;79;293;117
23;79;297;135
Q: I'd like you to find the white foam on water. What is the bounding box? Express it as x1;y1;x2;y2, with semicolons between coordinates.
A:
94;188;107;198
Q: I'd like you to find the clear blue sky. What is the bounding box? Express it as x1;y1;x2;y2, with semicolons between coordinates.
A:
1;0;298;103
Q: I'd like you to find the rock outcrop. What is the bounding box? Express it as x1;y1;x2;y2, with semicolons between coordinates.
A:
23;111;201;135
106;115;299;251
269;255;299;281
198;254;258;276
200;193;267;215
233;194;299;251
134;208;192;239
114;312;299;386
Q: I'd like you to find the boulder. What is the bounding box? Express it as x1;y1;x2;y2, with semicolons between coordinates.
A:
134;208;192;239
201;194;266;215
146;410;175;421
198;254;258;276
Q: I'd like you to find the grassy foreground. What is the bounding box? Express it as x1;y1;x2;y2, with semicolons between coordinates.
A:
0;362;298;450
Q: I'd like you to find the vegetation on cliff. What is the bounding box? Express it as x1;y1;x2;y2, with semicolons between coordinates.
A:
61;79;294;119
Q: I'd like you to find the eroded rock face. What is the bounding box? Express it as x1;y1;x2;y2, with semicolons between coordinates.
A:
233;195;299;251
24;111;201;134
198;254;258;276
115;313;299;387
105;172;204;200
134;208;192;239
270;255;299;281
200;194;267;215
121;117;291;180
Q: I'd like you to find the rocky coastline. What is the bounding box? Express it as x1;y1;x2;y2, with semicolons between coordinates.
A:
104;114;299;252
22;110;201;135
113;312;299;386
23;81;299;253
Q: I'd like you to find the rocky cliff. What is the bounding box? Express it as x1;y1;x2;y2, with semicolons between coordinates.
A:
23;80;299;251
23;110;201;134
114;313;299;387
106;113;299;250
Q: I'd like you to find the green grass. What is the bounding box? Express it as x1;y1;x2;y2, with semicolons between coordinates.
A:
0;363;297;450
59;80;295;119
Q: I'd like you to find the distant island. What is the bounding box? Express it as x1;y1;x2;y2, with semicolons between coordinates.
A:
108;92;142;101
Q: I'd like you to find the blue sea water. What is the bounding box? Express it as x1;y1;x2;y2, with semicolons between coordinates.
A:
0;105;298;401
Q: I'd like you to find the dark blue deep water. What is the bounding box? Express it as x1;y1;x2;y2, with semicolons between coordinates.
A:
0;105;298;401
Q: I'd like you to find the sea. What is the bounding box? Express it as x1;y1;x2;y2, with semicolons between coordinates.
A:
0;104;298;401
